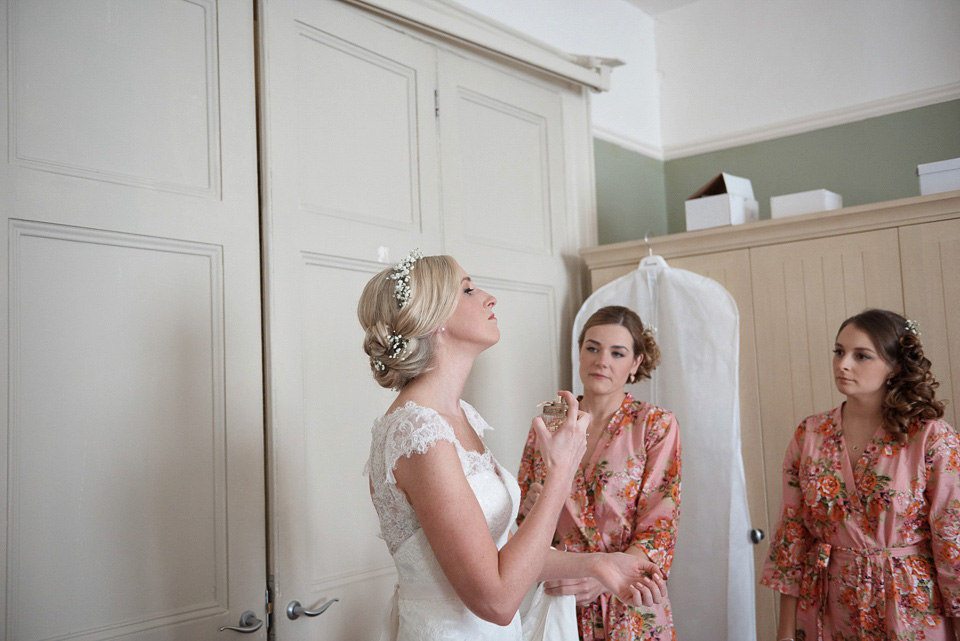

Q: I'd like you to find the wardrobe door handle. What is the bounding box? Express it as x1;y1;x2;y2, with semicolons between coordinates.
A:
219;610;263;633
286;598;339;620
750;528;765;544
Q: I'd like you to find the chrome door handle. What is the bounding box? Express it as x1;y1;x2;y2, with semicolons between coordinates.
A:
286;598;339;620
750;528;765;544
219;610;263;633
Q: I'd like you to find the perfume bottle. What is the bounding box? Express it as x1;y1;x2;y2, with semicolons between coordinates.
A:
538;396;568;432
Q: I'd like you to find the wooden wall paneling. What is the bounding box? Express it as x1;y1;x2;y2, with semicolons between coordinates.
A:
900;220;960;429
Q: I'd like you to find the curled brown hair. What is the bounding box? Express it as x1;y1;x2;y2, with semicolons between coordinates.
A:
838;309;944;442
578;305;660;382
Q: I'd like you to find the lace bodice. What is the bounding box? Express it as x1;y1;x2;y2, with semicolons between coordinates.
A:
365;400;519;555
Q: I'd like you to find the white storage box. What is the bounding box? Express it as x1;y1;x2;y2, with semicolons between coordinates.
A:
684;172;759;231
770;189;843;219
918;158;960;195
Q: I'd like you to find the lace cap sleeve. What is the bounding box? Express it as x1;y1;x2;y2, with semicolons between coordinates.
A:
460;399;492;436
380;403;458;485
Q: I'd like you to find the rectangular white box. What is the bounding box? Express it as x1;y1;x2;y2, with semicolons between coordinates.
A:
918;158;960;195
685;172;759;231
770;189;843;219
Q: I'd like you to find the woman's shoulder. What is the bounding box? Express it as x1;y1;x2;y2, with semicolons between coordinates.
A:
797;407;841;431
375;401;455;440
913;416;959;444
625;398;676;425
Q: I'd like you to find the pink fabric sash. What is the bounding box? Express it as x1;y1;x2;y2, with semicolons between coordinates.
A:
802;542;923;641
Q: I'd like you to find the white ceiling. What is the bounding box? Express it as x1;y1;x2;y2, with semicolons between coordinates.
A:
624;0;702;16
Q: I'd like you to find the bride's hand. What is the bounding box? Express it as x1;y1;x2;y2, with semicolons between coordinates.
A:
592;552;667;607
532;391;588;482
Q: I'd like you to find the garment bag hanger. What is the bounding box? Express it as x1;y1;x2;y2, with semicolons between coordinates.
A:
638;232;667;269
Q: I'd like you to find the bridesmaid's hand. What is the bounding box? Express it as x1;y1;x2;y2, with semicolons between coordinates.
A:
519;481;542;519
543;577;605;605
592;552;667;607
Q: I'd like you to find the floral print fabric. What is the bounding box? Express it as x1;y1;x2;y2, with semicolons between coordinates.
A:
761;406;960;640
517;394;681;640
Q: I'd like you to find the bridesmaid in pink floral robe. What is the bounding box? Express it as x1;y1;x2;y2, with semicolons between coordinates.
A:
518;395;681;640
518;306;681;641
761;309;960;641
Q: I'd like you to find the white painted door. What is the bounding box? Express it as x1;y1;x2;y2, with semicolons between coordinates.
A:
437;50;582;473
258;1;441;639
258;2;588;639
0;1;267;639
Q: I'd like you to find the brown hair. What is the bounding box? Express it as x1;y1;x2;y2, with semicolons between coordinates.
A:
577;305;660;382
357;254;460;390
837;308;944;442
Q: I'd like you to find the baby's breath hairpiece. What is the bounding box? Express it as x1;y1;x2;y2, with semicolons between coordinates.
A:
388;248;423;308
372;357;385;372
905;319;921;337
387;332;411;359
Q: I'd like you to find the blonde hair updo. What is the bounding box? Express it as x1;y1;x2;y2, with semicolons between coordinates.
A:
357;254;460;390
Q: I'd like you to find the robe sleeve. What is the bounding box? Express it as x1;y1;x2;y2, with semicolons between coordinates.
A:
760;422;814;597
629;410;682;576
924;419;960;616
516;425;543;527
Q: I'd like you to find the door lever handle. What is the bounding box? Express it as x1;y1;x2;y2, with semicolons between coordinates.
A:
219;610;263;633
286;598;339;620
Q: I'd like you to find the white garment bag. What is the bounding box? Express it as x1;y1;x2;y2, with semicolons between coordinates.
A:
572;255;757;641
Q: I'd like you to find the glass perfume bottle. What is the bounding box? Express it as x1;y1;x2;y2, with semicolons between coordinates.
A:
538;396;568;432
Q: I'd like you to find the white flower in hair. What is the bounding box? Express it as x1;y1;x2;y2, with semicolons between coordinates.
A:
905;319;921;337
388;248;423;308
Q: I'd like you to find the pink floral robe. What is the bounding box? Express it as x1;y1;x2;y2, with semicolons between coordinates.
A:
761;406;960;641
517;394;681;641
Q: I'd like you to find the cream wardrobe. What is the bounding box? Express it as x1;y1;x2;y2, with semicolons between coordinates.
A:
581;190;960;640
0;1;611;639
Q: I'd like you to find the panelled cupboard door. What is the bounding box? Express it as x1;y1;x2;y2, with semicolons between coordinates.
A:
258;1;439;639
1;1;266;639
670;250;774;641
437;50;578;470
750;229;904;548
900;220;960;429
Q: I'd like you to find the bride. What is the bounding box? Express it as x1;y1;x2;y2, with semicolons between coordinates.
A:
360;250;666;640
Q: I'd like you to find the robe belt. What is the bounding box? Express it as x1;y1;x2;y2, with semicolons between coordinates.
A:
804;542;923;641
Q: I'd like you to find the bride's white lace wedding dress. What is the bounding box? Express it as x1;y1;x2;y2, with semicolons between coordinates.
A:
366;400;524;641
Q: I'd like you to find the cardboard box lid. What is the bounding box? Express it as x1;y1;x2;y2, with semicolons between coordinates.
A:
917;157;960;175
687;172;755;201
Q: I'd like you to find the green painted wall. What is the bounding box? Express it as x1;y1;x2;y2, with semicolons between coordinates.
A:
594;138;667;244
594;99;960;241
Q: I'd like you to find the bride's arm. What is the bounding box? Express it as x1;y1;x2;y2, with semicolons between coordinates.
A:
394;393;586;625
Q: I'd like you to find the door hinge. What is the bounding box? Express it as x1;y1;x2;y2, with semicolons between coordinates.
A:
434;89;440;117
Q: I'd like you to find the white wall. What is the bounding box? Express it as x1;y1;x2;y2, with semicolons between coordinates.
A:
454;0;663;155
457;0;960;159
656;0;960;156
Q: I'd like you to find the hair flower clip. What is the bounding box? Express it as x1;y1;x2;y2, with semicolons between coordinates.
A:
388;248;423;308
905;319;921;337
387;332;411;360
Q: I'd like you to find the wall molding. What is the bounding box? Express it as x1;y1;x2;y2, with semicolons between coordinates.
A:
342;0;618;90
592;125;664;160
593;83;960;161
661;82;960;160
